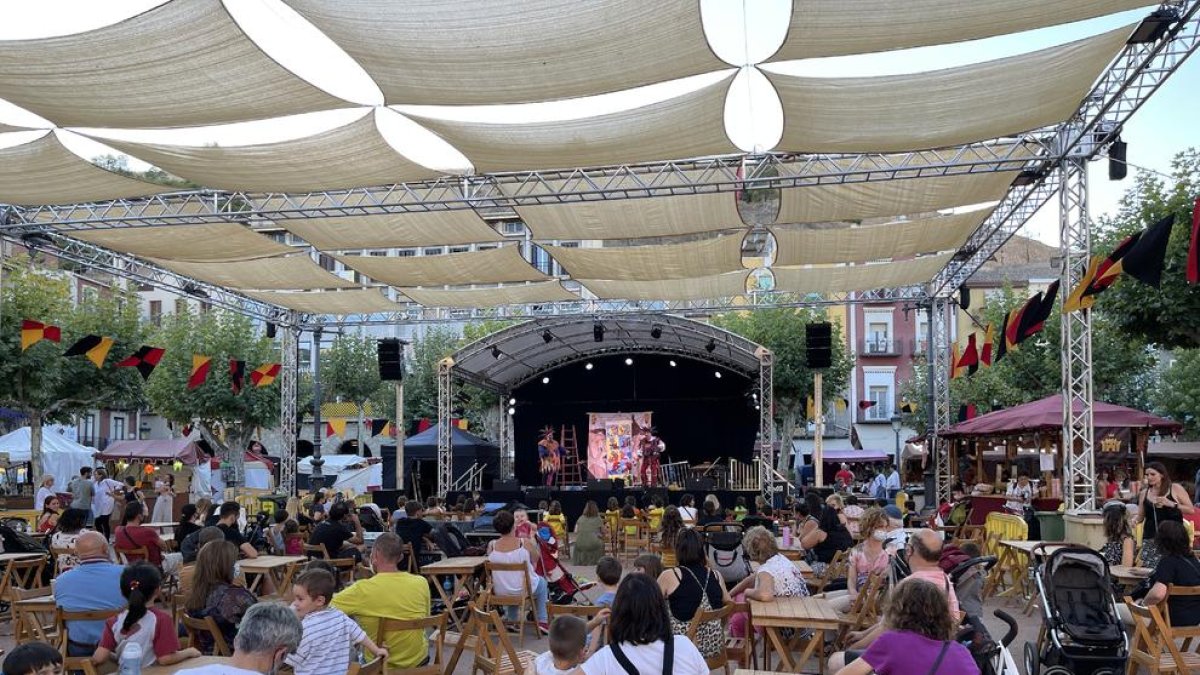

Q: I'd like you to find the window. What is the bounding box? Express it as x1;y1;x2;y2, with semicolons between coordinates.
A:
149;300;162;325
864;309;893;354
915;314;930;356
531;246;552;274
318;254;336;271
502;221;525;235
863;369;896;421
396;249;416;257
422;247;444;256
81;414;96;447
369;250;387;257
448;246;470;253
477;244;499;251
867;386;890;420
559;241;580;248
112;416;126;443
175;298;189;315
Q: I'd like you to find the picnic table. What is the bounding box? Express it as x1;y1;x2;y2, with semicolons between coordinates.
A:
146;656;230;673
420;555;487;631
238;555;305;594
750;595;840;674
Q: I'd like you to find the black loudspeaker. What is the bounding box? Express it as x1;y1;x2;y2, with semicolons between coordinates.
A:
1109;140;1128;180
527;487;552;502
805;322;832;369
492;479;519;491
959;287;971;310
377;338;404;381
266;322;276;339
685;477;715;491
587;479;613;491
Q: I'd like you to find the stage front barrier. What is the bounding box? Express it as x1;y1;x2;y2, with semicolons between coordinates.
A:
729;458;760;492
661;461;689;488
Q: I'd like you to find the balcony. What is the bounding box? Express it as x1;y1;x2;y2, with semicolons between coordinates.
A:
860;404;894;423
860;337;900;356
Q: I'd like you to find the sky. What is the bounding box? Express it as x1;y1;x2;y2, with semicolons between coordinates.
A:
0;0;1197;245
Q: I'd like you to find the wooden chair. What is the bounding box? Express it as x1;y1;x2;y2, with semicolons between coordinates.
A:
685;602;734;674
0;556;46;619
347;656;384;675
303;542;331;559
1125;591;1200;673
114;546;150;565
373;613;446;675
56;607;123;657
808;549;848;595
725;600;755;669
618;518;649;561
181;613;232;656
484;561;542;646
400;542;421;574
61;657;99;675
835;571;886;649
12;586;55;644
469;603;538;675
50;546;75;576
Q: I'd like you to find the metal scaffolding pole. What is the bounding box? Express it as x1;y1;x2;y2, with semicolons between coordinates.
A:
1059;155;1096;512
279;316;298;495
928;297;953;504
437;357;454;498
757;347;775;502
309;325;325;493
499;393;514;479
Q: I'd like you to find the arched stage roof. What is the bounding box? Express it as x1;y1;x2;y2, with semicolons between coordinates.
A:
451;314;765;392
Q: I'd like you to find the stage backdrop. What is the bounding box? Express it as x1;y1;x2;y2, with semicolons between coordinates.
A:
587;412;652;479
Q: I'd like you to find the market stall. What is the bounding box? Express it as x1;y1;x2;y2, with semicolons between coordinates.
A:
0;427;96;500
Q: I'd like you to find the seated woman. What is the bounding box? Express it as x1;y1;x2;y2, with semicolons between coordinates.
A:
656;529;729;658
1100;501;1135;568
36;495;62;534
487;509;550;633
728;525;810;637
1140;520;1200;627
831;577;979;674
572;500;605;566
824;507;892;614
50;508;87;572
800;494;854;576
184;540;258;654
658;506;684;568
574;572;710;675
697;495;723;527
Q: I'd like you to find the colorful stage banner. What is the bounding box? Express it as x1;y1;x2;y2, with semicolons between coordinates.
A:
587;411;652;480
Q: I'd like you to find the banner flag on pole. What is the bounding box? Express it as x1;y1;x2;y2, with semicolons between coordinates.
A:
250;363;281;388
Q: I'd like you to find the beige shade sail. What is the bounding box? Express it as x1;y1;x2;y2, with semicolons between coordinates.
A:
88;111;440;192
335;246;545;287
407;75;738;173
777;171;1019;224
0;132;167;206
516;192;743;240
279;212;502;250
773;208;991;266
772;253;955;293
286;0;723;105
0;123;34;133
546;235;745;281
244;288;402;314
148;254;357;290
400;281;578;308
770;0;1149;61
0;0;344;128
768;26;1131;153
68;222;296;262
581;271;749;301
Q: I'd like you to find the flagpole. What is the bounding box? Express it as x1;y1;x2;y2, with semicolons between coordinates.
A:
814;371;824;488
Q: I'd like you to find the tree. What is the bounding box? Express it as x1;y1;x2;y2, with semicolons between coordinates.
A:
1153;349;1200;439
321;334;381;446
144;310;278;485
711;308;853;470
0;260;147;477
1092;149;1200;348
370;326;458;435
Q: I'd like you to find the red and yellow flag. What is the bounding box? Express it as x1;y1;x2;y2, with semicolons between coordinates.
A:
115;345;165;380
187;355;212;390
250;363;281;388
325;418;348;438
21;320;61;351
980;323;994;367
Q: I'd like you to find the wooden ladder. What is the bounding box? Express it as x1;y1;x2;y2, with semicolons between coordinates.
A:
558;425;584;486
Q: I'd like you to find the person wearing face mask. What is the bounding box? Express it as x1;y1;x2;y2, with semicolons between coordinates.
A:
825;507;893;614
176;601;302;675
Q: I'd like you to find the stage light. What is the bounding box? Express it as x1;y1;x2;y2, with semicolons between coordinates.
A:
714;371;722;378
542;330;553;344
669;360;677;367
755;404;760;410
593;321;605;342
508;406;516;415
650;325;662;339
585;362;594;370
752;392;758;400
542;376;550;384
706;339;716;353
491;345;502;359
625;357;633;366
1128;8;1178;44
508;397;516;405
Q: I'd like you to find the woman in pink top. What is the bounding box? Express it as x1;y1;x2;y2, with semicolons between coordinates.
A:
827;507;892;613
486;509;550;633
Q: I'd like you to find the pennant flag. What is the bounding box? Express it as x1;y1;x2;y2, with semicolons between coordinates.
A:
1018;281;1060;341
229;360;246;394
980;323;994;367
1119;214;1175;287
1004;302;1026;352
1188;197;1200;284
1064;232;1141;313
115;345;165;380
370;418;392;437
250;363;282;388
857;400;877;410
188;355;212;389
957;333;980;375
950;343;966;380
457;418;469;430
995;312;1010;364
1013;292;1045;345
325;418;348;438
21;320;61;351
63;335;114;368
806;396;815;420
957;404;977;422
835;397;849;413
899;400;916;414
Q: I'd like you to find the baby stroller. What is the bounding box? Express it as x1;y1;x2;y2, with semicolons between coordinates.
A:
533;522;591;604
949;555;1021;675
1025;545;1127;675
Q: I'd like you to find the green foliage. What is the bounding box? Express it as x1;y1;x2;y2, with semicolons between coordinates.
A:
1092;149;1200;348
92;154;201;189
1153;349;1200;439
321;335;381;407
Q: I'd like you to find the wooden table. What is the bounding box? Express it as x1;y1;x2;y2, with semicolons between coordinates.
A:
145;656;230;673
0;552;46;563
142;522;176;530
749;595;840;674
987;540;1066;601
238;555;305;594
420;555;487;631
1110;565;1152;590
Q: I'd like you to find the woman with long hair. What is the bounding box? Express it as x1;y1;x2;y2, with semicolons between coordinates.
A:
1134;461;1195;568
800;494;854;575
50;508;88;572
176;503;202;544
150;473;175;524
573;500;605;566
184;540;257;654
91;562;200;668
825;507;893;613
1141;520;1200;627
658;506;684;568
486;509;550;633
1100;501;1134;567
36;494;62;533
656;529;729;658
34;474;56;520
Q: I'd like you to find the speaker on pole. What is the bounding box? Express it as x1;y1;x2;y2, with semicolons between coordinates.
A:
1109;140;1128;181
805;323;832;369
266;322;276;339
377;338;404;381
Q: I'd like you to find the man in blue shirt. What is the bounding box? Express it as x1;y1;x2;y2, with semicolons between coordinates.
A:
53;531;125;655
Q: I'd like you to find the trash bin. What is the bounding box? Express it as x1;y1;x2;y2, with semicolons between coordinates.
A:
1036;511;1065;542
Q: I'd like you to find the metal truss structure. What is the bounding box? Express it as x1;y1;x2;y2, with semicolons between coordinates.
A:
278;319;298;495
757;348;775;503
436;357;454;497
1059;156;1096;512
928;297;954;505
499;395;514;479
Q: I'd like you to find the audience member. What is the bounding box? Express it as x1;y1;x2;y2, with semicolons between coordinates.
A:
633;554;664;580
825;507;892;613
121;476;144;510
175;602;302;675
185;540;258;654
34;475;57;524
740;504;776;533
1100;501;1135;568
1141;520;1200;627
216;501;260;559
677;494;698;522
50;507;87;572
1135;462;1195;568
3;641;63;675
283;520;303;556
90;468;122;540
54;532;126;656
536;614;594;675
114;501;181;575
572;500;605;566
92;562;201;668
658;506;684;568
729;525;810;637
331;533;431;671
604;498;621;538
593;556;622;608
392;500;434;568
36;494;61;533
285;569;388;675
842;495;864;538
545;500;568;542
194;497;214;528
176;503;203;546
697;496;723;526
487;509;550;632
646;496;665;530
266;509;289;554
67;467;94;516
425;495;445;515
309;501;365;562
800;495;854;575
656;528;728;657
181;525;224;565
733;496;748;521
514;508;534;540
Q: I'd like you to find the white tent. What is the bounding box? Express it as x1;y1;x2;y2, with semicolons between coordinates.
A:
298;455;382;494
0;427;96;485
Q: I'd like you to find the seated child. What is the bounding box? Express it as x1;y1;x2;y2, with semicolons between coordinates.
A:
3;641;63;675
514;509;534;540
632;553;663;580
283;519;304;556
646;496;665;531
733;496;749;521
286;569;388;675
593;556;622;608
535;615;588;675
93;562;201;669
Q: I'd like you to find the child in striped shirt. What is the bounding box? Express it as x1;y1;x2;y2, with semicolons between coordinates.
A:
287;569;388;675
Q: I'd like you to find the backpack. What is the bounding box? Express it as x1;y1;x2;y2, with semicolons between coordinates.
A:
948;501;970;526
704;526;751;584
431;523;470;558
0;524;47;555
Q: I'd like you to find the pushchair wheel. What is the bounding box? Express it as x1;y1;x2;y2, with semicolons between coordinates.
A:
1023;641;1039;675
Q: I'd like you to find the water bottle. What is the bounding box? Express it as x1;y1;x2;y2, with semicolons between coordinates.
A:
119;642;143;675
782;525;792;548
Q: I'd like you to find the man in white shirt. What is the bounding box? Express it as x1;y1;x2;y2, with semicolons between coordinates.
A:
884;465;902;500
176;602;301;675
91;468;123;540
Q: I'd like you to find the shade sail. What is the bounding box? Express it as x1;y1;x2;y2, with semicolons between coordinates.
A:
769;0;1149;61
286;0;723;105
545;235;745;281
149;254;357;290
581;271;749;301
940;394;1181;438
335;246;545;286
68;222;295;263
768;26;1131;153
400;281;577;308
243;288;402;314
516;192;743;240
408;75;738;173
0;123;33;133
89;111;440;192
0;132;167;206
280;212;502;250
771;253;954;293
773;208;991;266
0;0;345;128
777;172;1019;224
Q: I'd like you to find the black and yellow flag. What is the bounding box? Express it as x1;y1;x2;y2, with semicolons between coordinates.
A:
1063;232;1140;313
370;419;392;437
63;335;114;368
980;323;994;367
229;360;246;394
950;343;966;380
1017;281;1060;342
1119;214;1175;287
994;311;1010;364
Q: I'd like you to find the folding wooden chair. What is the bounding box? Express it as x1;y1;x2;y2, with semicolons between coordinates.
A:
685;603;734;674
61;657;99;675
469;603;538;675
725;600;756;669
0;556;46;620
347;656;384;675
618;518;649;561
12;586;55;644
50;546;75;576
808;549;848;595
303;542;331;559
1125;591;1200;673
114;546;150;565
373;613;446;675
484;561;542;646
56;607;123;658
181;613;232;656
834;572;885;649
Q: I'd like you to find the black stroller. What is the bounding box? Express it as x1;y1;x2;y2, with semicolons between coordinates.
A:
1025;545;1128;675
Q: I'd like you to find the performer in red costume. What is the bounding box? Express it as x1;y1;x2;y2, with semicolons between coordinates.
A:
639;428;665;487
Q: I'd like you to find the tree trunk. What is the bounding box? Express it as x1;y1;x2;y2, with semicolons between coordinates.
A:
199;425;251;492
356;404;365;456
776;409;799;474
29;412;44;481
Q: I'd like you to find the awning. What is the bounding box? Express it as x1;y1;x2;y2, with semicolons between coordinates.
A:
1146;442;1200;459
792;437;853;455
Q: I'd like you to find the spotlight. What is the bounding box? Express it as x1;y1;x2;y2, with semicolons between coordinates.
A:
593;321;605;343
19;232;56;249
755;404;760;410
669;360;677;367
542;330;553;344
1128;8;1178;44
508;406;516;415
650;325;662;339
625;357;633;366
752;392;758;400
508;397;516;405
491;345;502;359
585;362;594;370
181;282;209;299
542;376;550;384
706;339;717;353
714;371;722;378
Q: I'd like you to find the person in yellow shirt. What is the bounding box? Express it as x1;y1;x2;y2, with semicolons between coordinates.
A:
331;533;431;670
544;500;568;543
646;495;665;531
